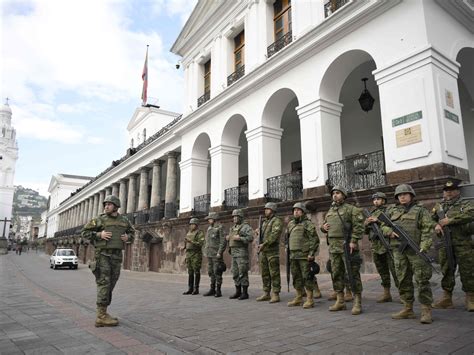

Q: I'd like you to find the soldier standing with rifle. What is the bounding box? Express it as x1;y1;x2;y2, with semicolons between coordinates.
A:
226;209;253;300
380;184;436;324
321;186;364;315
255;202;283;303
182;218;205;295
203;212;227;298
431;180;474;311
364;192;399;303
287;202;319;309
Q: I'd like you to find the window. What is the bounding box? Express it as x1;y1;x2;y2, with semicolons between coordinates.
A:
273;0;292;40
204;59;211;94
234;30;245;70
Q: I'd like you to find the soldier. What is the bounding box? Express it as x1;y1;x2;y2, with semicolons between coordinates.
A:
203;212;227;298
321;186;364;315
381;184;435;324
226;209;253;300
432;180;474;311
81;195;135;327
255;202;283;303
364;192;399;302
287;202;319;309
182;218;205;295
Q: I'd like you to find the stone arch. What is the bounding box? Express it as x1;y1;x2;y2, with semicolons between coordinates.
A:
261;88;299;129
222;114;247;146
191;132;212;160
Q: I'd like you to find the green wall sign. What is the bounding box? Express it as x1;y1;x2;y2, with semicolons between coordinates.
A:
444;109;459;124
392;111;423;127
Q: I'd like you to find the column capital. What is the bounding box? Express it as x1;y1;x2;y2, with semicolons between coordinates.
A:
128;173;138;179
179;157;210;170
140;166;150;173
209;144;241;158
152;159;165;166
296;98;343;119
245;125;283;142
167;151;180;159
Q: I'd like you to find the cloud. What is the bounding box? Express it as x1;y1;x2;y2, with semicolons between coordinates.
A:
152;0;197;24
14;181;51;198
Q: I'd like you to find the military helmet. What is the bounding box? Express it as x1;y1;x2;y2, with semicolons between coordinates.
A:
232;209;244;218
264;202;278;212
189;218;199;225
443;180;460;191
103;195;120;208
292;202;307;214
307;261;320;279
394;184;416;198
371;192;387;201
331;185;348;198
205;212;219;220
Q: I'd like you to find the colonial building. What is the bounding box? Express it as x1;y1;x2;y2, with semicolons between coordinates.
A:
47;0;473;273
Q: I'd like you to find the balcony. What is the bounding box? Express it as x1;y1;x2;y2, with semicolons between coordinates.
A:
227;65;245;87
266;171;303;202
197;91;211;107
324;0;350;17
327;150;386;192
224;184;249;209
194;194;211;215
267;31;293;59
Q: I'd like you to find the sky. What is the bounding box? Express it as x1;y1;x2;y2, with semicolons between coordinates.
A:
1;0;197;197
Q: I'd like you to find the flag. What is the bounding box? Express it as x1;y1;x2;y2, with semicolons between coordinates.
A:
141;45;149;105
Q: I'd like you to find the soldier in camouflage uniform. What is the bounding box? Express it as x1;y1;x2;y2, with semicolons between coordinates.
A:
182;218;205;295
255;202;283;303
203;212;227;298
81;195;135;327
364;192;399;303
431;180;474;311
321;186;364;315
226;209;254;300
287;202;319;309
381;184;435;324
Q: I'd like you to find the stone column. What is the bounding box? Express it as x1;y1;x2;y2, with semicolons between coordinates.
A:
179;157;209;212
98;190;105;215
150;160;164;208
92;194;99;218
111;183;119;197
67;209;72;228
138;167;150;210
164;151;179;218
81;201;87;225
127;174;138;213
119;179;128;214
105;187;112;197
88;197;95;221
209;145;241;207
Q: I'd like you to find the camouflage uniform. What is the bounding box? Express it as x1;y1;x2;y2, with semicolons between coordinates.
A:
259;214;283;295
184;221;205;295
432;191;474;309
228;210;254;299
204;213;227;297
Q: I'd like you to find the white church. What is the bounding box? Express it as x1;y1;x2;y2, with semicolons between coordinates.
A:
46;0;473;272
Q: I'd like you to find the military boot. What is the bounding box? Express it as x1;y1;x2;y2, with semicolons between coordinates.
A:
183;273;194;295
269;291;280;303
420;304;433;324
95;306;118;327
203;283;215;296
256;291;271;302
351;293;362;315
239;286;249;300
229;286;242;299
466;292;474;312
104;307;118;322
314;280;322;299
329;292;346;311
192;274;200;295
391;302;416;319
303;289;314;309
344;289;353;302
432;290;453;309
327;290;337;301
214;284;222;298
287;289;303;307
377;287;393;303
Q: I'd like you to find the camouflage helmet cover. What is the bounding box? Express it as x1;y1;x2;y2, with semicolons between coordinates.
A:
292;202;307;214
205;212;219;220
394;184;416;198
103;195;120;208
331;185;348;197
232;209;244;218
189;218;199;225
264;202;278;212
371;192;387;200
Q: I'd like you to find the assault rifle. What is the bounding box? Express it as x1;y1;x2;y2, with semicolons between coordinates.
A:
336;210;357;294
377;211;440;274
285;229;290;292
436;207;456;275
257;216;263;261
363;208;399;288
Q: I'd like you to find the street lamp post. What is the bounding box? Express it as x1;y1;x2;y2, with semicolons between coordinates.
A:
0;217;12;254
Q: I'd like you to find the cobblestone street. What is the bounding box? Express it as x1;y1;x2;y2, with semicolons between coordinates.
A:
1;253;474;354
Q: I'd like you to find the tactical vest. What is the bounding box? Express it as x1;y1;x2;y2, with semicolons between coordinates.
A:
94;215;130;250
389;204;422;246
186;230;202;251
325;204;351;239
229;224;244;248
288;220;309;252
206;224;222;256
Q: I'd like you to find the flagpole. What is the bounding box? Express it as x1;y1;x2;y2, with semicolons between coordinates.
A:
141;45;149;106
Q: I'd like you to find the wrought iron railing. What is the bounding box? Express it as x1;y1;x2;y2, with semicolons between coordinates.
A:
194;194;211;214
54;225;84;238
197;91;211;107
266;171;303;202
134;210;150;225
267;31;293;59
224;184;249;209
227;65;245;86
324;0;349;17
148;205;163;222
327;150;386;192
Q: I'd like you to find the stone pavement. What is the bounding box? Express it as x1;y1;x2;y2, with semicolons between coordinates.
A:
1;253;474;355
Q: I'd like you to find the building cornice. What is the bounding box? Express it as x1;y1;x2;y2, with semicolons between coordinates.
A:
434;0;474;34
